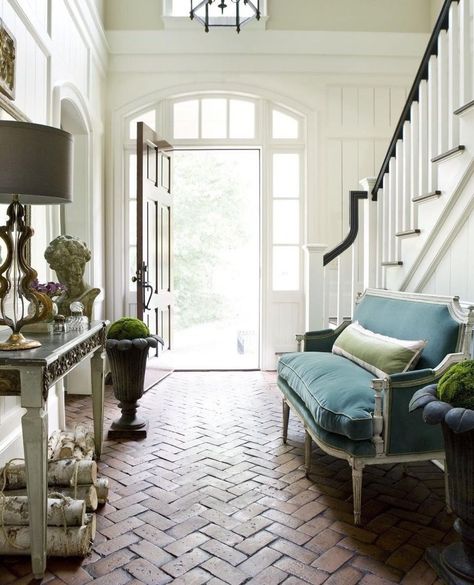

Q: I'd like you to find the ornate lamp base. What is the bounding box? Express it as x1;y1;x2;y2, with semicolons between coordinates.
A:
0;332;41;351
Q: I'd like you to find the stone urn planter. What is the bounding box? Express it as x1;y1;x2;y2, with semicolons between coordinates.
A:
409;360;474;584
106;318;164;438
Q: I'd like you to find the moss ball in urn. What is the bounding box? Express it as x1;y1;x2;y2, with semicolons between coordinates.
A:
437;359;474;410
107;317;150;341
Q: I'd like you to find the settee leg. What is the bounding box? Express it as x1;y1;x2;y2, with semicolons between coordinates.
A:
304;430;312;477
352;461;364;525
282;399;290;444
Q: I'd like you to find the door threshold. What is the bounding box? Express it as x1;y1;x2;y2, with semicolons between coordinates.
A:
173;368;261;372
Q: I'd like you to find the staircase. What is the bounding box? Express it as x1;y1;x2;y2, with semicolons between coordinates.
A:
309;0;474;329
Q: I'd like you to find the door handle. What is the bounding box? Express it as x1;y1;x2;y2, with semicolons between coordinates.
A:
143;282;154;310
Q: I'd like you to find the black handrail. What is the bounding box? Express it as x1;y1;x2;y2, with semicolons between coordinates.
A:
371;0;457;200
323;191;368;266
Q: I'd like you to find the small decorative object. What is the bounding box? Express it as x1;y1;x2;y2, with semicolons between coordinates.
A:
44;235;100;321
32;279;65;318
53;315;66;334
106;318;164;438
0;121;73;350
65;301;88;332
190;0;260;33
409;360;474;584
0;19;15;100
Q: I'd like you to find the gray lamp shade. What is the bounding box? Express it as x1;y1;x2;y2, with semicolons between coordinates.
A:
0;121;73;204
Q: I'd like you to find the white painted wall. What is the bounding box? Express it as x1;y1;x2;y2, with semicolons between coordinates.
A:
0;0;107;462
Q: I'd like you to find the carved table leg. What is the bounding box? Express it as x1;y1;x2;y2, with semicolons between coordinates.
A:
20;369;48;579
91;346;105;459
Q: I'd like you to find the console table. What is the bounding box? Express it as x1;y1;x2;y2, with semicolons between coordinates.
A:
0;320;107;578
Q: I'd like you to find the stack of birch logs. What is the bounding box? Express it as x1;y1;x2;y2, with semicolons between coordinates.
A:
0;425;109;556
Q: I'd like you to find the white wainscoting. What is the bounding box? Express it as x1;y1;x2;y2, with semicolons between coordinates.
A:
0;0;107;464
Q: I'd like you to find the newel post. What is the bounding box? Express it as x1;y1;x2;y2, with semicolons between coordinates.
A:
359;177;378;289
304;244;327;331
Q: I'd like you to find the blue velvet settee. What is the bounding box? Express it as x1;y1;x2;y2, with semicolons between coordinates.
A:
277;289;474;524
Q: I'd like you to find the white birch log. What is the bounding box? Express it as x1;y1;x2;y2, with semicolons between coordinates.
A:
58;432;76;459
0;515;96;557
1;459;97;489
1;487;98;513
0;496;85;527
47;431;62;461
53;486;98;512
74;425;94;451
94;478;109;505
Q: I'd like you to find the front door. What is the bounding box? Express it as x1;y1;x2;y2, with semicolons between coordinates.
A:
135;122;173;350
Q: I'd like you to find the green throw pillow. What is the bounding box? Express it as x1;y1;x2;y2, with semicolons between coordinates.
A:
332;321;426;378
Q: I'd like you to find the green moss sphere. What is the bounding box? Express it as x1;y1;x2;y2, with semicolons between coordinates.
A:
437;360;474;409
107;317;150;341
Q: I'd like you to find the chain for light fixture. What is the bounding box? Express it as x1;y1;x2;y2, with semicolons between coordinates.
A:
190;0;260;33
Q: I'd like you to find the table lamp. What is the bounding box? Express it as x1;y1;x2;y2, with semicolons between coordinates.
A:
0;121;73;350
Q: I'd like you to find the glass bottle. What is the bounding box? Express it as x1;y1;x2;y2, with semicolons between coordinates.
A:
66;302;89;332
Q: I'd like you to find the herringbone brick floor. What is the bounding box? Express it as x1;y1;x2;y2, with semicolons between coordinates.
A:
0;371;452;584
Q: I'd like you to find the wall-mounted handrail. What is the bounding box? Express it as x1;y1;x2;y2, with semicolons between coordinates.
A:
323;191;368;266
371;0;457;200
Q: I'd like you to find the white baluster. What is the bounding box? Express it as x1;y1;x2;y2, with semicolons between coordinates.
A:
388;159;396;262
336;250;352;325
400;119;410;232
359;177;377;290
418;79;429;207
437;30;449;154
376;184;384;288
428;55;439;191
448;1;460;147
323;264;332;327
380;176;393;262
409;103;418;229
459;0;472;104
394;143;402;259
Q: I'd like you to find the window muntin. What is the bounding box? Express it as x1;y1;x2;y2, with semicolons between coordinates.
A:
172;96;256;140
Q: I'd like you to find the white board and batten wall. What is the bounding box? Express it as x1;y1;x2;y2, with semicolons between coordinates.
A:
0;0;107;462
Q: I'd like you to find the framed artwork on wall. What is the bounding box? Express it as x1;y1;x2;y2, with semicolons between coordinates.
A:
0;19;16;101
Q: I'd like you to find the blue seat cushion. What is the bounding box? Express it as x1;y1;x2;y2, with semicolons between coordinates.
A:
278;376;376;457
278;352;375;441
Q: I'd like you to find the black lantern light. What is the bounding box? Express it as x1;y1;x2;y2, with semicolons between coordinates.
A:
190;0;260;33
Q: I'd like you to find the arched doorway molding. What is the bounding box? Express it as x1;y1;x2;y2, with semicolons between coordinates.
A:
108;82;315;368
52;82;95;287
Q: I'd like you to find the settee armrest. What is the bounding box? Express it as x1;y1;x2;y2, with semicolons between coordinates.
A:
382;353;467;455
296;320;351;352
